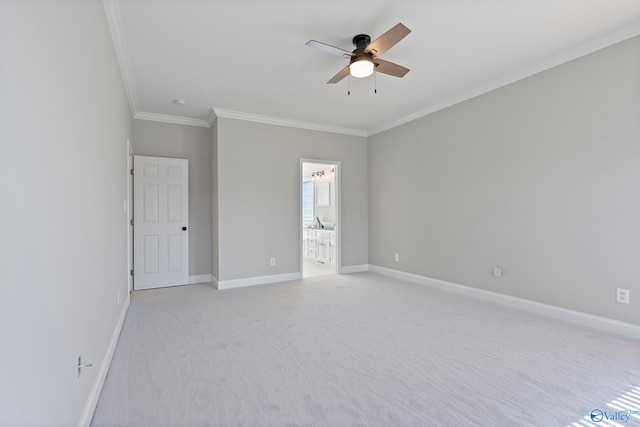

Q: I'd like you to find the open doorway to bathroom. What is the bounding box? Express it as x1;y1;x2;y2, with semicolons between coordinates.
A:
301;160;339;278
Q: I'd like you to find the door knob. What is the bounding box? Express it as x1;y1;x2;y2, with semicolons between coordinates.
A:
182;226;187;231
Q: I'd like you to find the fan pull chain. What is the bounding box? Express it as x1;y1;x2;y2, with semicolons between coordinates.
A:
374;70;377;94
347;74;351;96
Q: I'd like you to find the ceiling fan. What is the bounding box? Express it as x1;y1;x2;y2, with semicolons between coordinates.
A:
306;23;411;84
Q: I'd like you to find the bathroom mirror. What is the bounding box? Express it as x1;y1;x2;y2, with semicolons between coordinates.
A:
316;182;330;207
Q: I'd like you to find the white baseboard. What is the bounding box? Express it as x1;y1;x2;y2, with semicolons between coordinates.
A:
77;293;130;427
339;264;370;274
369;265;640;340
215;265;372;290
217;272;302;290
189;274;213;284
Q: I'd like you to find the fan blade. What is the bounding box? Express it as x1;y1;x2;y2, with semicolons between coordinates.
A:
306;40;354;58
327;65;350;84
365;23;411;57
374;58;410;78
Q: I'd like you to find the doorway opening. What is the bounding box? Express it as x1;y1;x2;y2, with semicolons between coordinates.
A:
301;160;340;278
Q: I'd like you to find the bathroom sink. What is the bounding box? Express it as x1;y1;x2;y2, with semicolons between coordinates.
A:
303;220;335;230
305;225;334;230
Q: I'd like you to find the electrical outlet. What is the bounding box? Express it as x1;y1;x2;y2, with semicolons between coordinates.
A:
270;257;276;266
394;253;399;262
493;266;502;278
616;288;630;304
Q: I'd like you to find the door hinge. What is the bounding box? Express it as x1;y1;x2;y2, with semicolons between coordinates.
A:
130;269;134;276
130;169;133;175
130;219;134;226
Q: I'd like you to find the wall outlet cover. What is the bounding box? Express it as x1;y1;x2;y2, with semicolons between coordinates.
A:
493;266;502;278
616;288;630;304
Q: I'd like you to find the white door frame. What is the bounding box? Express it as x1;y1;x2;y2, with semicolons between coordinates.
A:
126;139;134;293
300;159;341;275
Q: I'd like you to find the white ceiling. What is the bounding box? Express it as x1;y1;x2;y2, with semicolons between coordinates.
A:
106;0;640;135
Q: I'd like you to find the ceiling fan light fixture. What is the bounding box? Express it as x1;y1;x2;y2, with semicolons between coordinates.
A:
307;23;411;84
349;57;374;78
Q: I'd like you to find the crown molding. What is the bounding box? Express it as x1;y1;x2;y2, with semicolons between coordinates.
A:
212;108;367;137
134;112;211;128
367;23;640;136
207;109;217;127
103;0;138;116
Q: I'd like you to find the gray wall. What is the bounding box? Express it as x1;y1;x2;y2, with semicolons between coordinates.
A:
368;36;640;325
132;120;212;276
0;1;133;425
216;118;368;281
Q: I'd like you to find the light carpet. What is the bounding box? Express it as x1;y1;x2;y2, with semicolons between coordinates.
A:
91;272;640;426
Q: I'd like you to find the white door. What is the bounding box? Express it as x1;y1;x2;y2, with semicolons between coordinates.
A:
134;155;189;290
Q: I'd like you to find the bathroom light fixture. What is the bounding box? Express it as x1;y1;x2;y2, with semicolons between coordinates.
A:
311;170;325;180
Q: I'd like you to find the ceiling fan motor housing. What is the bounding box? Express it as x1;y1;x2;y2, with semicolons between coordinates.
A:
352;34;371;50
350;34;375;70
